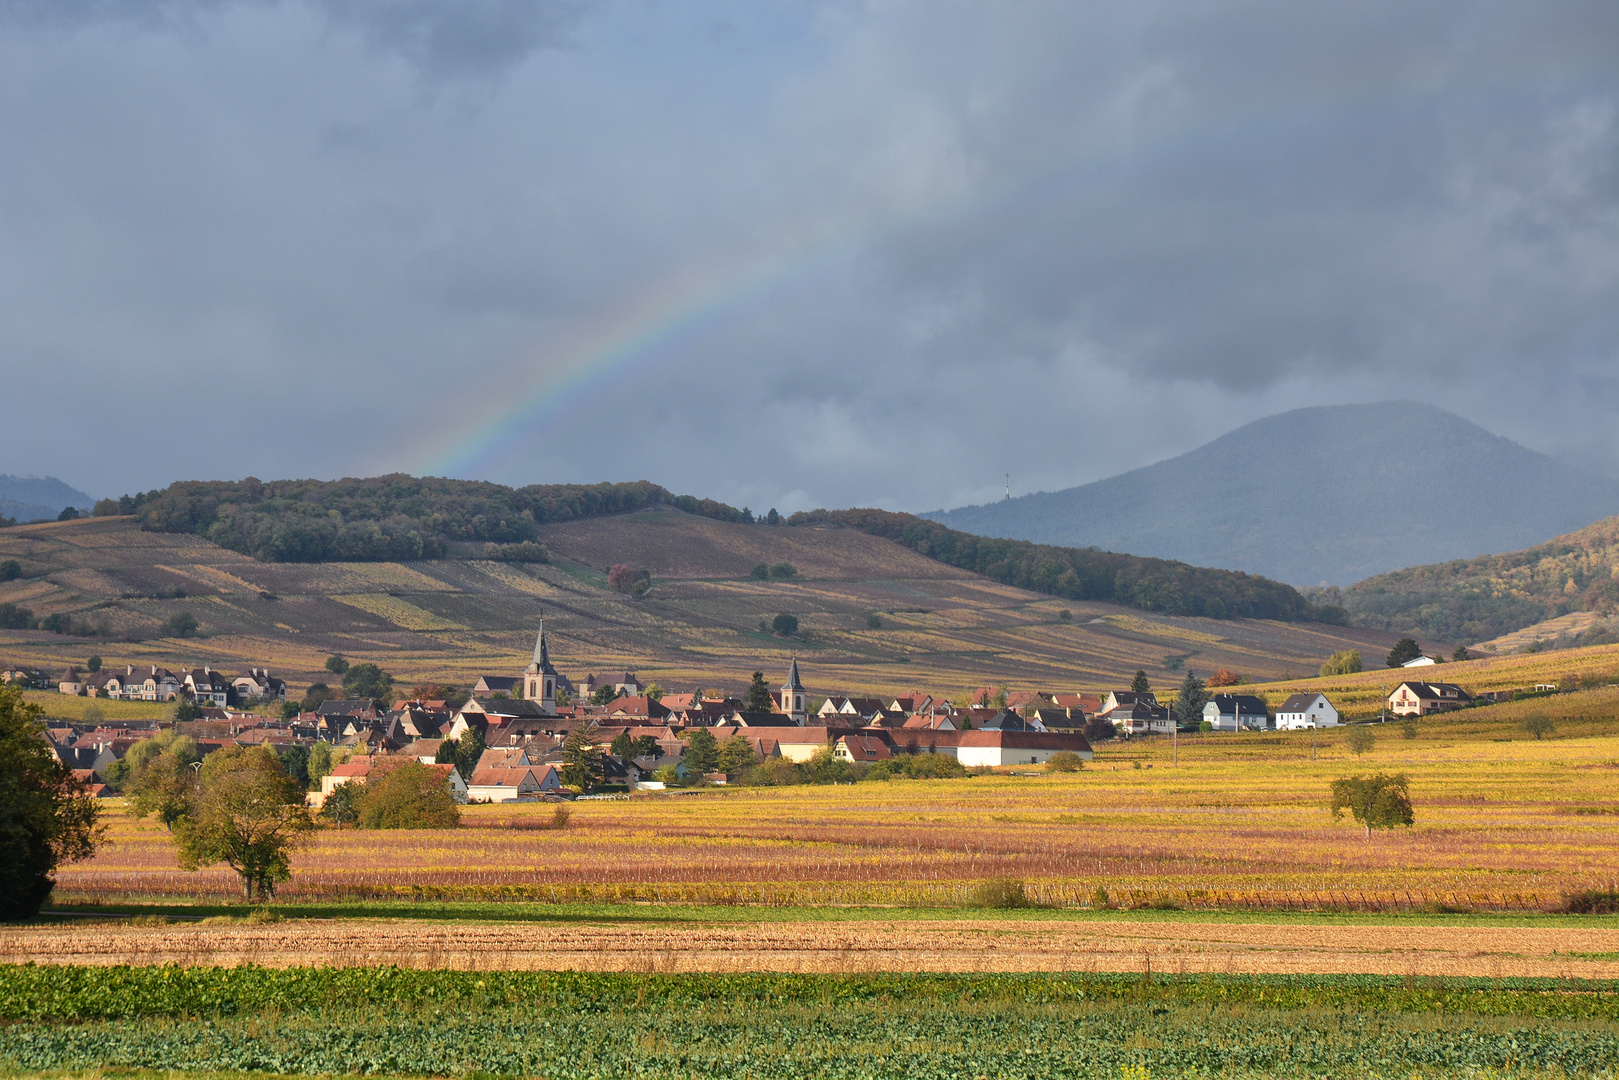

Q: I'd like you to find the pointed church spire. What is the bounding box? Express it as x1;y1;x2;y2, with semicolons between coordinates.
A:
532;619;557;674
784;657;804;691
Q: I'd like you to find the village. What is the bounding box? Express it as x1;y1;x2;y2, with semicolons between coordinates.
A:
16;621;1497;808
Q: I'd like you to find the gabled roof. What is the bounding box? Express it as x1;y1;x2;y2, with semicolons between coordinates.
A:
1208;694;1269;715
1277;692;1332;713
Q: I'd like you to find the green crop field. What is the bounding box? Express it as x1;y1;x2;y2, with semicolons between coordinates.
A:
3;966;1619;1079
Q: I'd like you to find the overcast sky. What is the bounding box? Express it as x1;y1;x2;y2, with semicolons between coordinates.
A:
2;1;1616;513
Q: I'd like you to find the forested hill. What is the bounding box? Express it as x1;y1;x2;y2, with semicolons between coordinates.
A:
1338;512;1619;643
86;475;1323;623
99;476;746;562
789;508;1319;623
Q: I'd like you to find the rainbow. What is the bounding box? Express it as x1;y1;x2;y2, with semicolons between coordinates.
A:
399;63;1590;481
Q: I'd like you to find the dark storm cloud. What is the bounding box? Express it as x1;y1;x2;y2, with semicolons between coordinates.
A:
0;1;1615;511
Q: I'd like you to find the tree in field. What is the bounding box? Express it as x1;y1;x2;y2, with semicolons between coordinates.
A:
1329;773;1414;838
1320;649;1363;676
85;655;101;673
749;563;769;580
607;564;651;596
745;671;774;712
125;731;203;827
357;761;460;829
1172;672;1209;730
768;562;797;579
718;733;758;775
561;727;605;792
0;686;104;919
1131;670;1151;695
682;727;721;776
1521;713;1555;740
162;612;200;638
771;613;799;636
1345;725;1376;757
341;662;393;702
1206;669;1241;688
172;745;313;899
1045;751;1085;773
1452;645;1471;662
0;559;19;581
325;655;349;675
1386;638;1421;668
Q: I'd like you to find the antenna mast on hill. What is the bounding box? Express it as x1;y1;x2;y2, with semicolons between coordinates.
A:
1004;473;1010;500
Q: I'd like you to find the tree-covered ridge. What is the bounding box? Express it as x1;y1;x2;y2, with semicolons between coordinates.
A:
787;508;1319;622
99;476;746;563
1336;513;1619;643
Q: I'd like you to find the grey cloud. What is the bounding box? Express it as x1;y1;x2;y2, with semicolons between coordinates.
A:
1;1;1617;510
0;0;582;75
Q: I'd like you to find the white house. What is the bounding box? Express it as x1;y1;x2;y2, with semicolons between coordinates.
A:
1387;681;1471;717
1202;694;1269;732
1401;655;1440;668
1275;693;1340;730
954;730;1093;768
467;764;561;802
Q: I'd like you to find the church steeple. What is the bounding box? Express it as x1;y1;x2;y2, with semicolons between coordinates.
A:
524;618;559;714
781;658;806;725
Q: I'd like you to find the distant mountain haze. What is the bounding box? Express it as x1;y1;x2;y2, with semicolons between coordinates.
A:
924;403;1619;587
0;474;95;522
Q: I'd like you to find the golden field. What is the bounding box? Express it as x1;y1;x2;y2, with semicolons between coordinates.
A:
50;698;1619;913
0;511;1403;700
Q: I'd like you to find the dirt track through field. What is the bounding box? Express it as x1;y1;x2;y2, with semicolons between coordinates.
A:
7;918;1619;980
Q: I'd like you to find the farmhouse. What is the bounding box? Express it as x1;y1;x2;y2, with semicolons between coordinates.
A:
955;730;1093;767
1275;693;1340;730
1387;681;1472;716
1101;699;1173;737
834;734;892;762
468;764;562;802
1203;694;1270;732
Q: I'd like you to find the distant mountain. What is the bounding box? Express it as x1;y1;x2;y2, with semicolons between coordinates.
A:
0;474;95;523
1341;512;1619;645
925;402;1619;587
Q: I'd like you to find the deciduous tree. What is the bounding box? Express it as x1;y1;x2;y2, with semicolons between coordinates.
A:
1521;713;1555;740
172;745;313;900
357;760;460;829
0;687;103;918
1320;650;1363;676
1346;725;1376;757
1329;773;1414;838
718;733;758;774
771;613;799;636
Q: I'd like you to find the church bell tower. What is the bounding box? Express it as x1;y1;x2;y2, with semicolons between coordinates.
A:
524;620;559;714
781;658;806;725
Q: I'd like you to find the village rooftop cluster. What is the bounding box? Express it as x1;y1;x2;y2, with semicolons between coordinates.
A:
29;624;1493;804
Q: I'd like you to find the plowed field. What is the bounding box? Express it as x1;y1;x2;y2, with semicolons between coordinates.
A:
7;918;1619;980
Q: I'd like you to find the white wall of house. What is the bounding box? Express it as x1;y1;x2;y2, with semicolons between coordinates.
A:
1276;695;1340;729
956;744;1088;767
